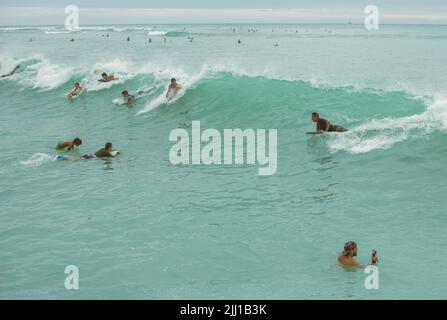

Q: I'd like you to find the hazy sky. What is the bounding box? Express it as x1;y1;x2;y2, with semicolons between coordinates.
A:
1;1;446;25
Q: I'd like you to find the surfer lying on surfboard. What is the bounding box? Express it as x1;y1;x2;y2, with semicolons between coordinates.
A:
166;78;182;100
308;112;348;134
67;83;83;98
57;142;119;161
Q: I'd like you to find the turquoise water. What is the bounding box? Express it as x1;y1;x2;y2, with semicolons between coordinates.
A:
1;24;447;299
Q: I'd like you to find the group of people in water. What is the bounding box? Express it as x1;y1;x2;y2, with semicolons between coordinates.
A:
56;139;118;160
67;74;182;104
2;60;373;267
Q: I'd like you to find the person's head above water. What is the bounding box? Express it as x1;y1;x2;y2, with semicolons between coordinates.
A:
73;137;82;146
122;90;129;96
311;112;320;122
101;72;108;79
342;241;358;257
75;82;81;88
171;78;177;84
105;142;113;151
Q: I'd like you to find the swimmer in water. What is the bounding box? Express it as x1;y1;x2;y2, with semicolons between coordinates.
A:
1;64;20;78
120;87;153;104
92;142;114;158
58;142;118;161
166;78;182;99
338;241;378;268
57;137;82;151
99;72;118;82
67;82;83;97
311;112;348;133
122;90;135;104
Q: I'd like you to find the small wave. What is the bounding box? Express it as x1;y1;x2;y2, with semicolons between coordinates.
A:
148;31;168;36
136;65;210;115
20;153;57;167
327;97;447;154
27;61;76;90
1;55;78;90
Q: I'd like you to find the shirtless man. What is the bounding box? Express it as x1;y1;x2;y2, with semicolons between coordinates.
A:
166;78;182;99
67;83;83;97
93;142;114;158
338;241;378;268
57;137;82;151
311;112;348;133
99;72;118;82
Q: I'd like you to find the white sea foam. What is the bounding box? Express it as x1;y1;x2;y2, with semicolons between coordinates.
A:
84;59;134;91
136;65;211;115
20;153;57;167
327;97;447;154
148;31;168;36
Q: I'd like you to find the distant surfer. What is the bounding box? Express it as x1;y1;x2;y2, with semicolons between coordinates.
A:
67;82;83;97
57;138;82;151
310;112;348;134
0;64;20;78
166;78;182;100
99;72;118;82
338;241;378;268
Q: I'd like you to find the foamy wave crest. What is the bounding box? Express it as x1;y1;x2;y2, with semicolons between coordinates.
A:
148;31;168;36
136;65;211;115
3;56;77;90
29;62;76;90
328;97;447;154
20;153;57;167
84;59;134;91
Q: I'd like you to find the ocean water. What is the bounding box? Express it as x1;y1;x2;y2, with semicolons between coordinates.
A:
1;24;447;299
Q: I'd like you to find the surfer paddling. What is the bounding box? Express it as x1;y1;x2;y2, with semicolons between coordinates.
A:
57;138;83;151
309;112;347;134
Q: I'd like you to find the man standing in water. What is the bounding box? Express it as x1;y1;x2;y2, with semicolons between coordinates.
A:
311;112;348;133
338;241;378;268
166;78;182;99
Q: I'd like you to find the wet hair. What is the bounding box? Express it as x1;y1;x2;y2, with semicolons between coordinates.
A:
105;142;112;149
122;90;129;95
75;82;80;86
101;72;107;77
312;112;319;118
73;137;82;145
343;241;357;256
171;78;176;82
